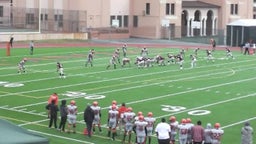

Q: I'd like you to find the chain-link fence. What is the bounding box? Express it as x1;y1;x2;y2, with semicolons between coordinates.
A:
0;7;87;33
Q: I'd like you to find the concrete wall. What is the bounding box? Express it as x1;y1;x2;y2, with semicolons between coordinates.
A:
0;33;88;42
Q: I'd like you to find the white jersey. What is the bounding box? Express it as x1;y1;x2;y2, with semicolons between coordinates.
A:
108;109;119;122
90;105;101;120
178;124;190;139
108;109;119;128
134;121;148;137
170;121;179;135
144;117;156;136
67;105;77;117
67;105;77;124
144;117;156;130
211;128;224;144
123;112;135;124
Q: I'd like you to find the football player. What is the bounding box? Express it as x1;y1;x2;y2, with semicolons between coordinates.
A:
169;116;179;144
186;118;194;144
90;101;102;133
107;105;119;140
114;48;121;64
17;58;27;74
67;100;78;133
226;47;234;59
211;123;224;144
190;54;197;68
206;50;214;63
122;107;135;144
144;112;156;144
178;119;189;144
106;54;117;69
57;62;65;78
85;49;95;67
141;47;148;58
176;54;184;70
122;43;127;57
133;115;148;144
121;57;131;67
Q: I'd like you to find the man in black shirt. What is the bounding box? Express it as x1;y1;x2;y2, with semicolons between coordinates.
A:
46;100;59;129
84;104;95;137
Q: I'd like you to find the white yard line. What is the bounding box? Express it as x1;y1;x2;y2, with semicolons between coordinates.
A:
9;66;252;109
28;129;95;144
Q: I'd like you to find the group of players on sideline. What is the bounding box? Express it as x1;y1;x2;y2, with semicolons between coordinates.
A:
17;42;239;77
45;95;254;144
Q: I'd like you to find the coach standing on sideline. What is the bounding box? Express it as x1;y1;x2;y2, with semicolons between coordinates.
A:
84;104;95;138
155;118;171;144
191;120;204;144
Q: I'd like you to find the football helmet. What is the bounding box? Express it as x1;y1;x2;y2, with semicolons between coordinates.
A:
139;115;144;121
147;112;153;117
214;123;220;129
93;101;98;106
137;111;143;116
169;116;176;122
70;100;75;105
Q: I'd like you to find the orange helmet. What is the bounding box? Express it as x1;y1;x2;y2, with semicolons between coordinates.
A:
186;118;192;123
112;104;117;110
169;116;176;122
214;123;220;129
147;112;153;117
139;115;144;121
181;118;187;124
93;101;98;106
137;111;143;116
127;107;133;112
70;100;75;105
112;100;117;105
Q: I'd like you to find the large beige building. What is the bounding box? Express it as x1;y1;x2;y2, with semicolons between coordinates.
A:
0;0;254;40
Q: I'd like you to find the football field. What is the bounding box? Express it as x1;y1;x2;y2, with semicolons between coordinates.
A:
0;41;255;144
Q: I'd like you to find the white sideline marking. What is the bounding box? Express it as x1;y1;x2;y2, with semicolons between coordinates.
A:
28;129;95;144
18;119;48;127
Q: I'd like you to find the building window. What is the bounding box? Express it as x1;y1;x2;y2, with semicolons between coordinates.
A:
254;14;256;19
146;3;150;15
171;3;175;15
123;15;128;27
54;14;58;21
110;15;115;26
58;15;63;27
166;3;170;15
40;14;43;21
133;15;138;27
230;4;238;15
26;13;34;24
117;15;122;27
45;14;48;21
54;14;63;27
0;6;3;17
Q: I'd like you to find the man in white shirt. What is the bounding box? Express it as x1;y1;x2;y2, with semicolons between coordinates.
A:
155;118;171;144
